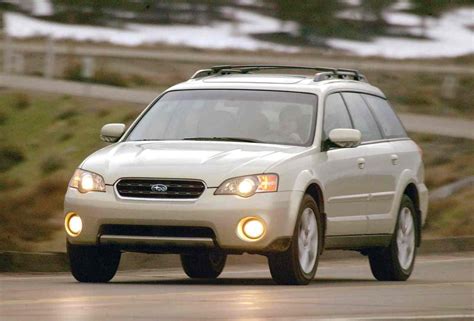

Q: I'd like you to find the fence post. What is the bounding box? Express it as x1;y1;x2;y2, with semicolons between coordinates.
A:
3;34;13;74
81;56;95;79
441;75;458;100
44;36;56;78
12;53;25;74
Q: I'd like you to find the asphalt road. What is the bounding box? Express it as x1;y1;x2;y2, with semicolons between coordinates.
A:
0;252;472;321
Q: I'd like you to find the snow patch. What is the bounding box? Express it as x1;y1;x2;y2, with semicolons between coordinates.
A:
329;8;474;58
3;5;473;58
3;8;299;52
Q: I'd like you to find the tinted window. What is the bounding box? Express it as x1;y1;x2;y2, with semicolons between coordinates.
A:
342;92;382;142
127;90;317;146
363;95;407;138
323;93;352;140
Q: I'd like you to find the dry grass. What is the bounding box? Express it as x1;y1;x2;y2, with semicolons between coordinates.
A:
410;133;474;189
0;90;141;250
0;176;66;250
425;186;474;237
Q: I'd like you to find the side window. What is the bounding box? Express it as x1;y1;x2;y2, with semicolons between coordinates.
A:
362;95;407;139
323;93;352;140
342;92;382;142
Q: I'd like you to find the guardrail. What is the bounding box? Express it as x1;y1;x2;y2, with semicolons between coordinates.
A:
2;35;474;80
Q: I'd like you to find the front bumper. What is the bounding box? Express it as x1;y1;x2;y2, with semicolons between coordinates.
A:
64;186;303;253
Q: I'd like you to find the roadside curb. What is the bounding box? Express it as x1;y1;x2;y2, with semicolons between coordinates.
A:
1;236;472;273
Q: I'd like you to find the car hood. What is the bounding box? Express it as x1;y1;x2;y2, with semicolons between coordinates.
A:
81;141;306;187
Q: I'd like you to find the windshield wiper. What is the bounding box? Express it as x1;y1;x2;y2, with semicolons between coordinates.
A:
182;137;263;143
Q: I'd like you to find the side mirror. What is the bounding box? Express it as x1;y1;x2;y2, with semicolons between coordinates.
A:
100;123;126;143
328;128;361;148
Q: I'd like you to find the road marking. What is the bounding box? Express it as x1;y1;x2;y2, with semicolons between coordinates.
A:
317;314;474;320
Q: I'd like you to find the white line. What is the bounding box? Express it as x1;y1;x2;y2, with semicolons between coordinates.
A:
317;314;474;320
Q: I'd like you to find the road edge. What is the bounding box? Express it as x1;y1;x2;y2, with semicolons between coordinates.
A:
1;236;472;272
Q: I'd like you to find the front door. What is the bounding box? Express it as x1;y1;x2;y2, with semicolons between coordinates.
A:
320;93;368;236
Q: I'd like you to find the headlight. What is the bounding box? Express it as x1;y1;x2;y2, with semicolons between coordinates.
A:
69;169;106;193
215;174;278;197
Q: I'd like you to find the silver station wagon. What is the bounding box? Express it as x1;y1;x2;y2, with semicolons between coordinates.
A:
64;65;428;285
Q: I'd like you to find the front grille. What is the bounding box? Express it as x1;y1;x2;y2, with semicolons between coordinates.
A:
116;179;205;199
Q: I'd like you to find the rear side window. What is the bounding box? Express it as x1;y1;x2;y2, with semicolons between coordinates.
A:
362;95;407;139
342;92;382;142
323;93;352;140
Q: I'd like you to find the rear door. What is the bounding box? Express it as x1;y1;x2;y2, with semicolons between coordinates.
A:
362;94;409;233
319;93;368;236
341;92;397;234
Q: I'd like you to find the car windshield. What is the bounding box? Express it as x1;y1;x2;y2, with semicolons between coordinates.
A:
127;90;318;146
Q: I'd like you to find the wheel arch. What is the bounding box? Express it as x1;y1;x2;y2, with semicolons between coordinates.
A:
403;183;422;247
304;182;326;253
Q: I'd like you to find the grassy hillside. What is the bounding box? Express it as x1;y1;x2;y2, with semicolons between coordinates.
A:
0;90;141;250
0;91;472;251
411;133;474;237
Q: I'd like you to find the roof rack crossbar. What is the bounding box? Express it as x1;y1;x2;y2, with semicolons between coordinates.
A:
211;65;337;73
336;68;361;80
190;65;366;82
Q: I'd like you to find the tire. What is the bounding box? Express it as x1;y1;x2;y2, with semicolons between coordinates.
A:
368;195;418;281
268;194;322;285
67;241;121;283
180;252;227;279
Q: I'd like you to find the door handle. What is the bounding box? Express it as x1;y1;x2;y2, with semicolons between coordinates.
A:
357;158;365;169
391;154;399;165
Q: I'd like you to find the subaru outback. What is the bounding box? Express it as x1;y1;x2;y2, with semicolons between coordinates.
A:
65;65;428;285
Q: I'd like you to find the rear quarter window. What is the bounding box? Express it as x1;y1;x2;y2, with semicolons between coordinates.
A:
362;95;407;139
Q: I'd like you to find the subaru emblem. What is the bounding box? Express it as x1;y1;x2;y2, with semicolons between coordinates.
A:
151;184;168;192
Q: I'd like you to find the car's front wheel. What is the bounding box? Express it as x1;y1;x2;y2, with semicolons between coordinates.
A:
268;194;322;285
67;242;121;283
180;252;227;279
368;195;418;281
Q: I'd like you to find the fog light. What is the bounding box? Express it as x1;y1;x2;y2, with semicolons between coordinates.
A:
237;217;266;241
65;212;82;237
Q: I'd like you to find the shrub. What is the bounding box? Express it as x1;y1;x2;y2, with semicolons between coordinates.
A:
13;93;30;110
63;62;83;82
0;176;22;192
58;131;73;142
97;108;111;118
0;175;67;250
0;111;7;125
0;146;25;173
40;155;65;175
56;108;79;120
93;68;128;87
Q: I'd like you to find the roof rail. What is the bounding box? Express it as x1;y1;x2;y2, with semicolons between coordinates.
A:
190;65;367;82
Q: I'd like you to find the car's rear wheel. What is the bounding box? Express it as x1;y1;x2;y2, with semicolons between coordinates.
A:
268;194;322;285
67;241;121;283
180;252;227;279
368;195;418;281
